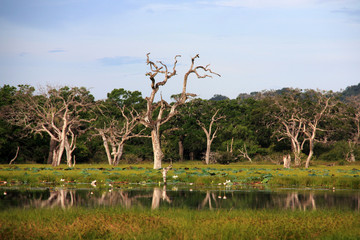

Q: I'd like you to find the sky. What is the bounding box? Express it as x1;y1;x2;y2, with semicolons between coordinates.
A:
0;0;359;101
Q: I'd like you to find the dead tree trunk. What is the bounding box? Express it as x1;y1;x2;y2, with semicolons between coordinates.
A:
239;143;252;162
151;128;163;170
54;137;65;167
283;154;291;169
161;165;172;185
64;131;76;167
197;109;224;165
99;130;112;165
113;143;124;166
9;146;19;165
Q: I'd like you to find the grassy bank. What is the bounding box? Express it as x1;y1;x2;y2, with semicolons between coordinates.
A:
1;162;360;189
0;207;359;239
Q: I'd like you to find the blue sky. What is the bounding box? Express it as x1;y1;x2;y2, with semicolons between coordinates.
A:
0;0;359;100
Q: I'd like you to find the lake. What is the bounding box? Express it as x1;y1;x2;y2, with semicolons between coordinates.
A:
1;186;359;211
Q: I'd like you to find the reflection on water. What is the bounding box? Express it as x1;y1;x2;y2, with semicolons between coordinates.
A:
1;187;359;211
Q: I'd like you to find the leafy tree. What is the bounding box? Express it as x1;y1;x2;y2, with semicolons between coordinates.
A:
209;94;229;101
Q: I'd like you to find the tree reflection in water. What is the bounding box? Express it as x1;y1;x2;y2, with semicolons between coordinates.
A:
199;191;219;210
283;192;316;210
1;188;359;211
151;186;171;209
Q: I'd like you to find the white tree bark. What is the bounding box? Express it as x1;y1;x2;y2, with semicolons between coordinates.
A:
283;154;291;169
197;109;224;165
140;54;220;169
303;96;331;168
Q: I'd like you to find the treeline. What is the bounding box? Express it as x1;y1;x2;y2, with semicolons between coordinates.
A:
0;83;359;167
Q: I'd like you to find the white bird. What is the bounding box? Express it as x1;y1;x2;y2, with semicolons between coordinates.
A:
91;180;97;187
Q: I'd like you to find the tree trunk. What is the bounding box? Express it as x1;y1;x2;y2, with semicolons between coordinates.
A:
347;141;356;162
100;132;112;165
189;152;194;161
51;145;59;166
205;140;211;165
291;138;302;166
64;138;74;167
54;139;65;166
47;138;57;164
283;154;291;169
178;137;184;162
349;152;356;162
113;143;124;166
305;139;314;168
151;129;163;169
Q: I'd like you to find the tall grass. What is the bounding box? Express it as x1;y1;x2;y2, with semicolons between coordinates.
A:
0;207;359;239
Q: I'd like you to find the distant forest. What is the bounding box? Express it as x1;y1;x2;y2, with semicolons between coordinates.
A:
0;82;359;167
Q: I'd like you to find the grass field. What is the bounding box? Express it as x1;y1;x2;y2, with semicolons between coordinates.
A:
0;162;360;189
0;207;359;240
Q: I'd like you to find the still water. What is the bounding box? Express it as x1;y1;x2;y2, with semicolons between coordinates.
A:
1;186;359;211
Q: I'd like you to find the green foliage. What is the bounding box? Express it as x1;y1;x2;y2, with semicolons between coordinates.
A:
106;88;146;110
317;141;359;162
213;151;235;165
341;82;360;98
1;84;359;166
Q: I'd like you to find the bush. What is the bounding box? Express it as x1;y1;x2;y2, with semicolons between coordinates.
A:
214;151;236;165
123;154;142;164
317;141;359;162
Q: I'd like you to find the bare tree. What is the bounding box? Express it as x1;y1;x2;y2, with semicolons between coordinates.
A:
139;53;220;169
271;89;306;166
302;90;333;168
5;86;94;167
270;89;333;168
197;109;225;164
238;143;252;162
95;105;148;165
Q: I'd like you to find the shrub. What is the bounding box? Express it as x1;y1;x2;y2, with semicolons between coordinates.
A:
123;154;142;164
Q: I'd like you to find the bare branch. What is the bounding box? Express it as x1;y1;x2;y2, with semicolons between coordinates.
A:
9;146;20;165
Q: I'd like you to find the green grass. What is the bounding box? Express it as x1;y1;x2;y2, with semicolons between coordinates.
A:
0;207;359;239
1;162;360;189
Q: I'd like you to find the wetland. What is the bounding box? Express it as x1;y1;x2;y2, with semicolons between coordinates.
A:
1;163;360;239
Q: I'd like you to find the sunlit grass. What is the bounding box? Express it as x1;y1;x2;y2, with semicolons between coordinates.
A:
0;207;359;239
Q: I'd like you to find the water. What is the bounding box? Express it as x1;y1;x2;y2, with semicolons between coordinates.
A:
1;186;359;210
